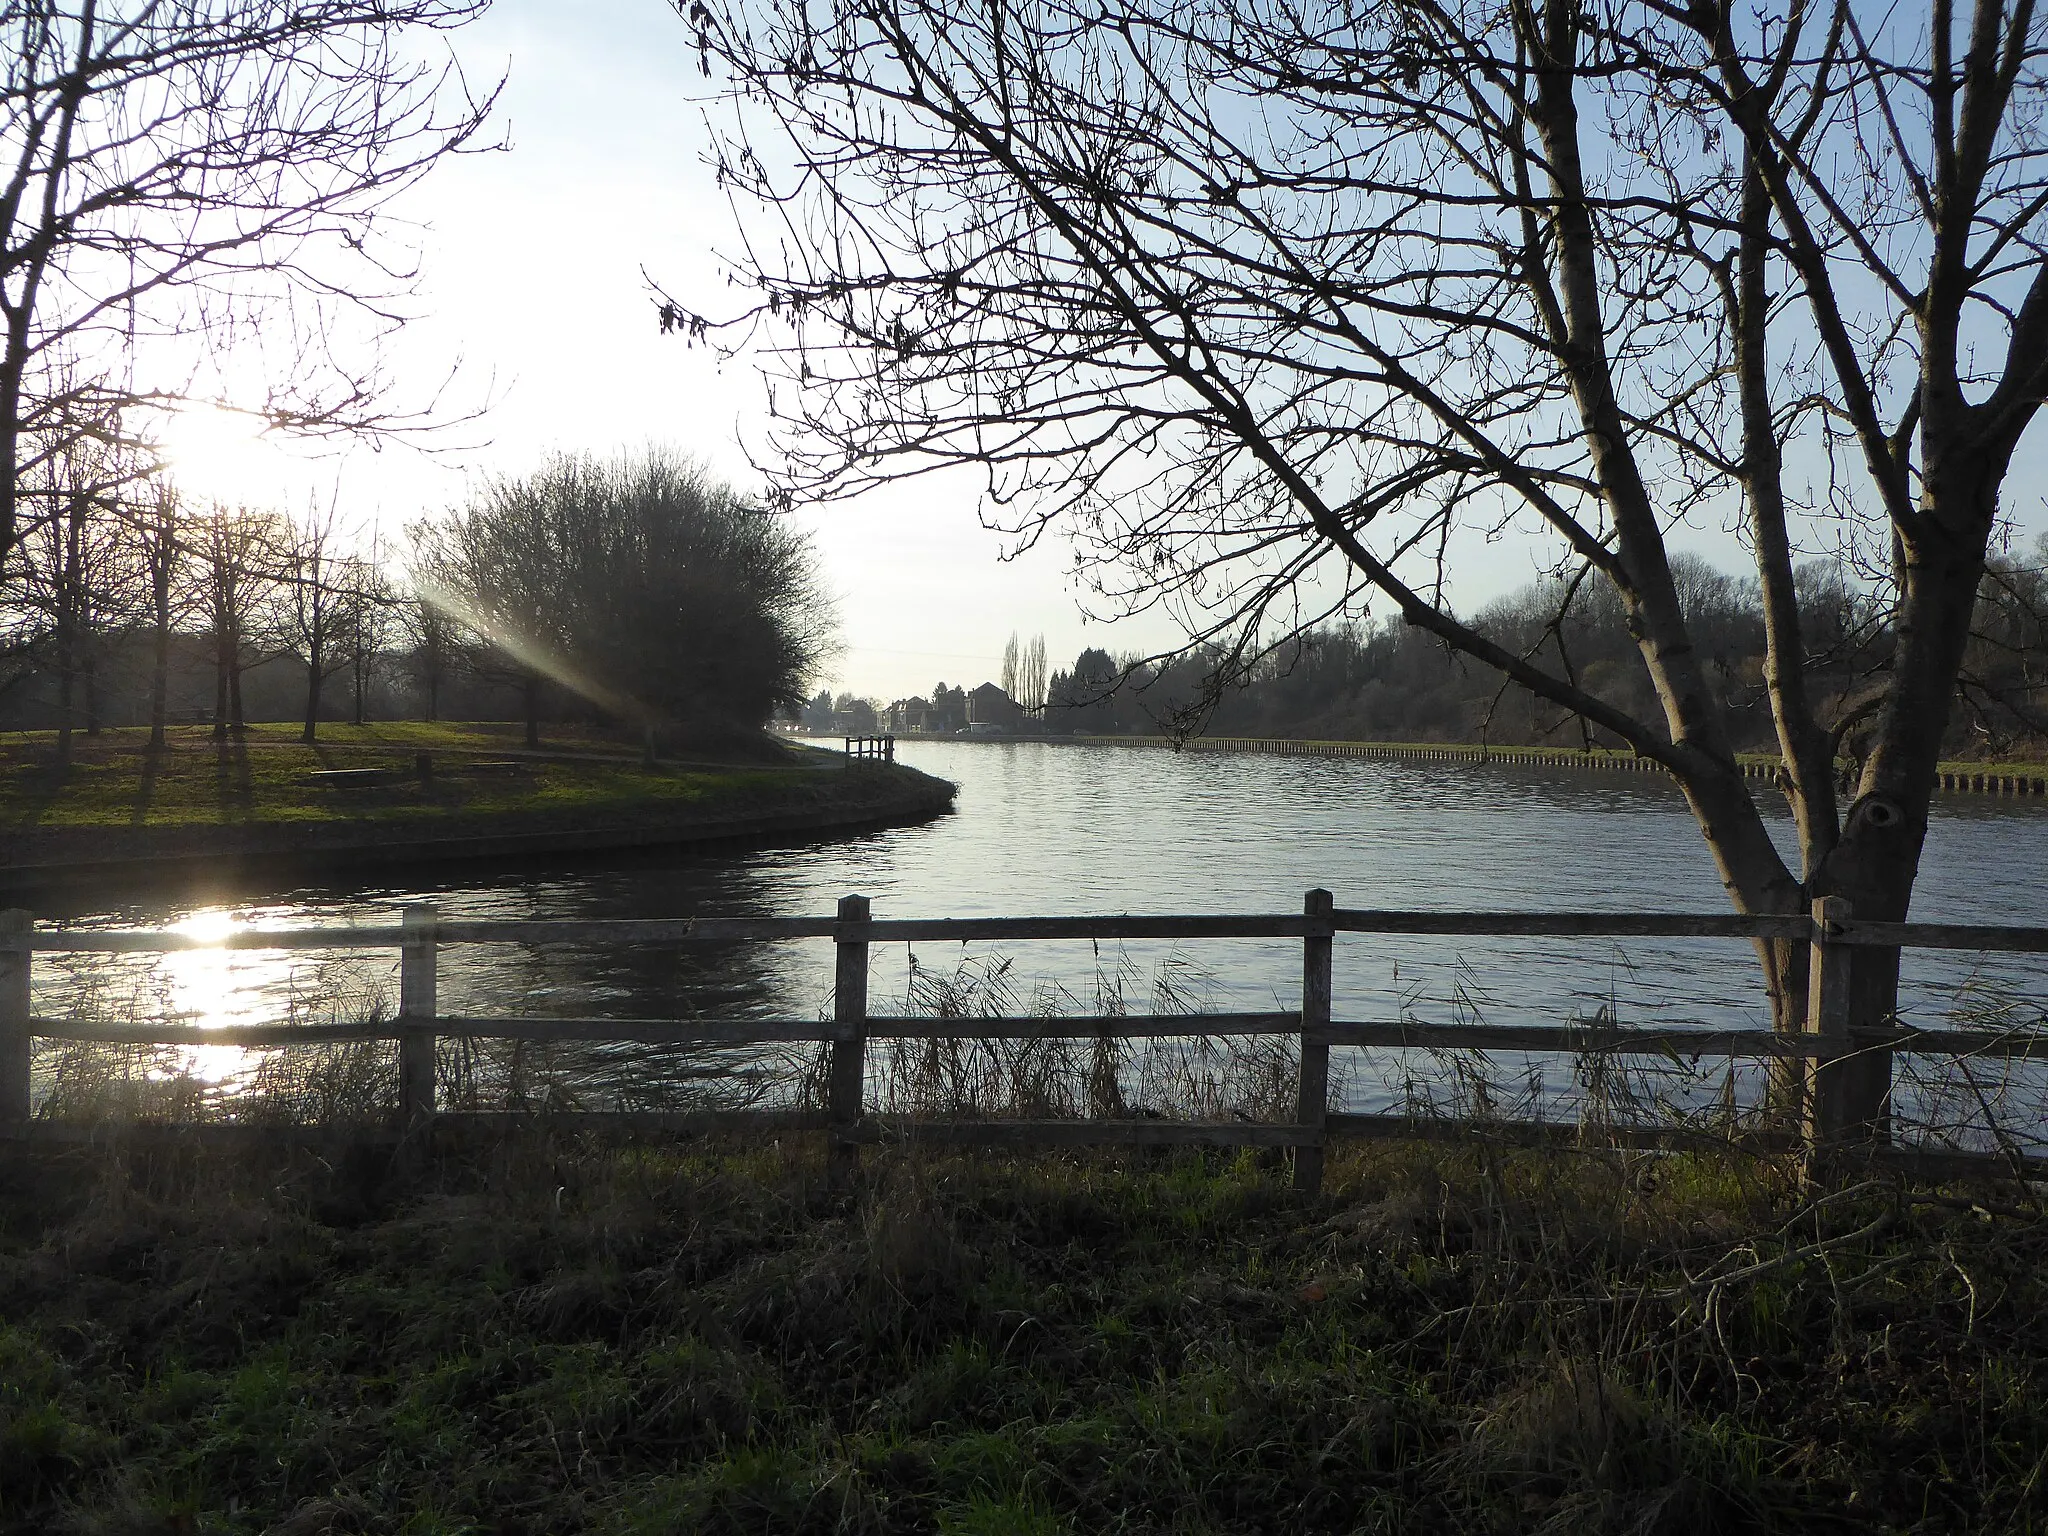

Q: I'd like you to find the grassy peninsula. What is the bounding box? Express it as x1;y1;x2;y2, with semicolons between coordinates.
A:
0;724;953;894
1;1136;2042;1534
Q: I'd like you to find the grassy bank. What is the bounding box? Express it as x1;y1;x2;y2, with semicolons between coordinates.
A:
2;1134;2044;1534
0;723;837;831
0;724;952;891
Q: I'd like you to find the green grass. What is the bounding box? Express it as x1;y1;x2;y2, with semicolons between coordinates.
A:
3;1135;2045;1533
0;722;849;833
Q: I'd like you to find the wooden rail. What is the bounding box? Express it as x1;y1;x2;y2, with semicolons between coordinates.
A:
4;896;2047;1187
844;734;895;764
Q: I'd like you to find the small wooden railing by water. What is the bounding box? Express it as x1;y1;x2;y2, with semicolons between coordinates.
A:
3;896;2046;1188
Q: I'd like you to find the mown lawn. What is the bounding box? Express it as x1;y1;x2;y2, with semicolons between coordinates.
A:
0;724;836;832
2;1136;2044;1534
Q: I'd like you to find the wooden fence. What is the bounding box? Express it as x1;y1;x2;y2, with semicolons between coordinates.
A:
4;896;2048;1188
843;734;896;764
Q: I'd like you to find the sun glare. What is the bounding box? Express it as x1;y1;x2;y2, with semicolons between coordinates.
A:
175;910;240;945
159;405;288;506
161;908;254;1084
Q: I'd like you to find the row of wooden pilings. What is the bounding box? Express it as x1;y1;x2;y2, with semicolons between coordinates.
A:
1189;738;2048;795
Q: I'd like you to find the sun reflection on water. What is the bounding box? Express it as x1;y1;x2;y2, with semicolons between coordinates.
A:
160;907;260;1085
32;903;398;1109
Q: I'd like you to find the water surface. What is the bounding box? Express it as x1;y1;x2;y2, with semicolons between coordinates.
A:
33;741;2048;1116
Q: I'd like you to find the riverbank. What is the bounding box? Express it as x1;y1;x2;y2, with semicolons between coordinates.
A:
0;725;955;899
0;1132;2040;1533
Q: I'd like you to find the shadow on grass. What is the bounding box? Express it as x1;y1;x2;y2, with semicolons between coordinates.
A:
213;733;254;815
5;745;74;828
128;738;165;825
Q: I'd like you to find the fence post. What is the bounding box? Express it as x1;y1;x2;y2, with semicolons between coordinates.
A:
1293;888;1334;1193
399;904;438;1124
830;893;870;1192
0;910;30;1126
1804;895;1853;1152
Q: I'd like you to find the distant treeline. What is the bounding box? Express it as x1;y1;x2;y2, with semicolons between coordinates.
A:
1034;547;2048;758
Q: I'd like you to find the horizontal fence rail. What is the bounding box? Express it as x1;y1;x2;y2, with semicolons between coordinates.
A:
31;912;2048;953
5;896;2048;1188
31;1015;2048;1060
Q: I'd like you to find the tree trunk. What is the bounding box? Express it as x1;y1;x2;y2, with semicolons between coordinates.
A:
149;551;173;750
150;624;170;750
229;661;245;734
303;644;323;744
1755;932;1814;1126
55;615;74;765
213;636;230;740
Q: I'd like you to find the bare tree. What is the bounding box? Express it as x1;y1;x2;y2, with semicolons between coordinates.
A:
0;0;497;585
20;427;128;759
277;505;356;743
396;590;454;722
999;632;1020;700
690;0;2048;1117
193;503;280;736
338;549;393;727
1021;633;1048;715
410;489;568;750
412;449;833;749
126;476;190;750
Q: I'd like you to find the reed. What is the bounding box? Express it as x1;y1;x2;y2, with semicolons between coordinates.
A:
865;945;1299;1124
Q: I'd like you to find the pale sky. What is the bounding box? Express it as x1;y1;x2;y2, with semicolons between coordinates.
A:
158;0;2046;706
166;0;1119;704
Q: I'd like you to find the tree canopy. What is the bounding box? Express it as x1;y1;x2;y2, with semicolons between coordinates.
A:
412;450;834;743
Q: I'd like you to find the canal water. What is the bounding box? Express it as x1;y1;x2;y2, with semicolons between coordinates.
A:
30;741;2048;1124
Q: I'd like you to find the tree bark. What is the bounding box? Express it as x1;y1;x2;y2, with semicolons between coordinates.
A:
149;630;171;753
54;613;73;766
303;640;324;744
148;518;175;751
213;639;229;739
150;628;171;749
